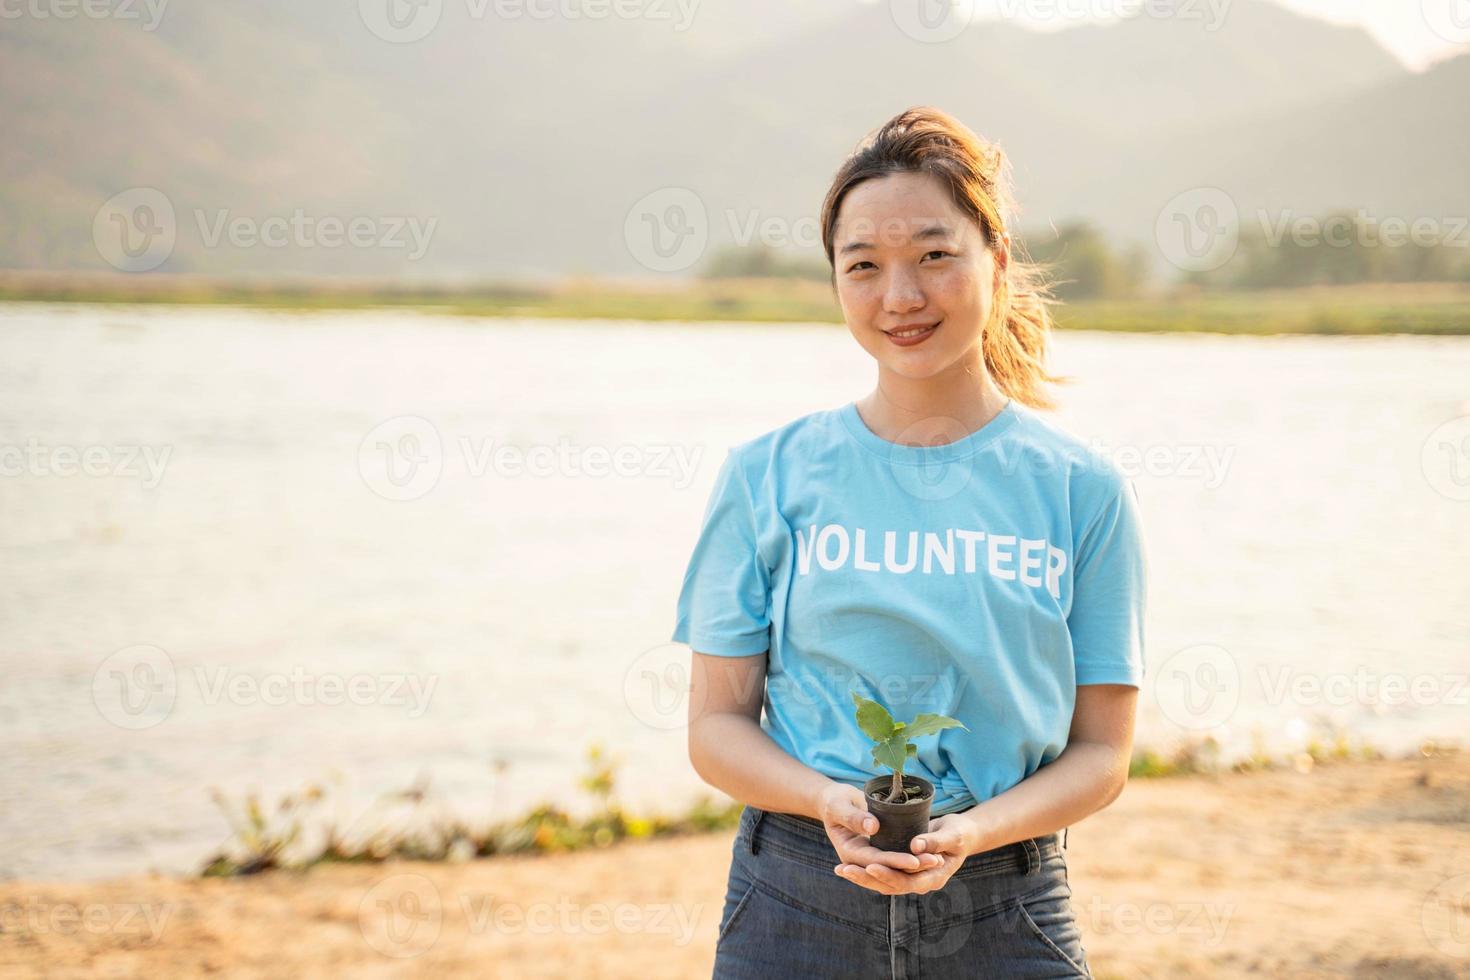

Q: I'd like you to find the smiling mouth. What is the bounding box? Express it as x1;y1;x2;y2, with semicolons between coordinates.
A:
884;321;940;338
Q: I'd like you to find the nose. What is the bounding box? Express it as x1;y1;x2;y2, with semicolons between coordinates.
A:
882;267;926;314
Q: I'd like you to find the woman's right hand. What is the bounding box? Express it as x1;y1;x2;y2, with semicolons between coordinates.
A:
816;781;942;874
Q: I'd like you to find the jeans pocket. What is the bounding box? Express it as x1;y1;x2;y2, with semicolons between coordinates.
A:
717;878;758;945
1014;888;1091;978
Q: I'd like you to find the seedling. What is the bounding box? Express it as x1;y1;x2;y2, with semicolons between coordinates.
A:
850;692;968;803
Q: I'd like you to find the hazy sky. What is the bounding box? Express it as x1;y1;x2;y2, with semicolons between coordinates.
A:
1273;0;1465;69
862;0;1470;70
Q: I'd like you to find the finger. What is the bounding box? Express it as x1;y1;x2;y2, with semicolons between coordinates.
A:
862;863;920;893
911;826;964;856
847;843;924;871
834;864;898;895
840;805;878;838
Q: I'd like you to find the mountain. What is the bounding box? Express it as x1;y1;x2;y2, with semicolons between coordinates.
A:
1;0;1448;281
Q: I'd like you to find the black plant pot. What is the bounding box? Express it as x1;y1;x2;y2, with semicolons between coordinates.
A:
862;775;934;854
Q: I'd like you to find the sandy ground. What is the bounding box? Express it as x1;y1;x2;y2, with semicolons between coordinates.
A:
3;752;1469;979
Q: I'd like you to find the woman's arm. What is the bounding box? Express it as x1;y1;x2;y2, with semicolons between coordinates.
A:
686;650;831;819
687;650;942;872
924;683;1138;858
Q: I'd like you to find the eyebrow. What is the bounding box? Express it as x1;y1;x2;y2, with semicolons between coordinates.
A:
838;224;954;256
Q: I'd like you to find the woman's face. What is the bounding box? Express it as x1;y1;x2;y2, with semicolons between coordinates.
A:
832;170;1003;381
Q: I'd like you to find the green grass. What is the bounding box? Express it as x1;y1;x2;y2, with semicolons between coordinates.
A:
1056;285;1470;336
198;728;1440;876
3;273;1468;334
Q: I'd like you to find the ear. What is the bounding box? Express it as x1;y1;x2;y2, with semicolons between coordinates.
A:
992;231;1010;289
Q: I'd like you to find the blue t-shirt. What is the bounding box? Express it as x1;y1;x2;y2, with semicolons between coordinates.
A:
670;397;1148;815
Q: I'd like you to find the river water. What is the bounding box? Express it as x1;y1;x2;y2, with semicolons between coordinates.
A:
1;303;1466;880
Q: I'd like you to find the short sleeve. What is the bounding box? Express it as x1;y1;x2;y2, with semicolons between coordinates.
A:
1067;480;1148;687
669;449;773;657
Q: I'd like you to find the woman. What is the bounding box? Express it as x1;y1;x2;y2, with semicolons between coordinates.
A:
671;106;1147;979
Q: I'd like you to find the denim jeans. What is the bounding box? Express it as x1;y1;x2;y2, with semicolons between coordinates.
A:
712;805;1091;979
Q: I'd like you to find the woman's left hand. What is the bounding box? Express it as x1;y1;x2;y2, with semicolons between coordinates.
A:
834;813;976;895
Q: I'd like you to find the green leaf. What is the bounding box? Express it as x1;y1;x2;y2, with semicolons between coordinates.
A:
850;692;896;742
906;743;917;758
901;713;968;740
872;735;909;773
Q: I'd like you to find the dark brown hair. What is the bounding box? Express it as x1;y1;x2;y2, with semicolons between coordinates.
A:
820;105;1063;410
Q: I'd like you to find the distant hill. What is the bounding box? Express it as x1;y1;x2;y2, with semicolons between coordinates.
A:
3;0;1452;282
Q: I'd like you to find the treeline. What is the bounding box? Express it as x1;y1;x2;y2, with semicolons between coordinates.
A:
700;214;1470;296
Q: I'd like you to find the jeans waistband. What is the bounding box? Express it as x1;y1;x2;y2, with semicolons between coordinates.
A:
743;806;1064;880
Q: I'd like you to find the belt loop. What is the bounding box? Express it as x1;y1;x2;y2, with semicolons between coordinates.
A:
1020;837;1041;875
1062;827;1068;851
748;808;765;855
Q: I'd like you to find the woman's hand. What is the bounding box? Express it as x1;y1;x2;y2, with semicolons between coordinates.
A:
816;781;943;876
833;812;975;895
